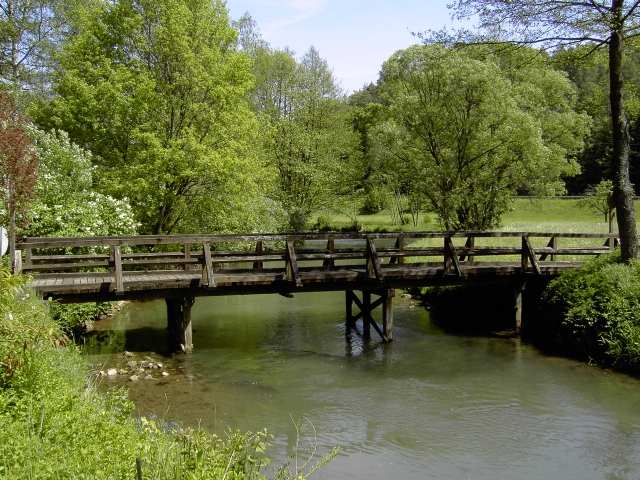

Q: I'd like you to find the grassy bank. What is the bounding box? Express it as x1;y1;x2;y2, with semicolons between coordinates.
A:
0;269;331;479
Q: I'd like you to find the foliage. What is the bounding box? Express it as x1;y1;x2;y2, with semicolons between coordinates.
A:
0;269;334;478
372;44;587;230
541;253;640;373
36;0;269;235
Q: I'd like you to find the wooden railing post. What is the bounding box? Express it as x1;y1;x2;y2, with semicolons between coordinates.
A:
12;250;22;274
201;242;215;287
111;245;123;293
459;236;475;264
183;243;191;272
521;235;541;275
366;237;383;281
253;240;264;272
391;235;405;265
323;237;335;271
285;240;302;287
444;236;462;276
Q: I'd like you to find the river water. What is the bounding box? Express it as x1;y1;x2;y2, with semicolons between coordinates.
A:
85;292;640;479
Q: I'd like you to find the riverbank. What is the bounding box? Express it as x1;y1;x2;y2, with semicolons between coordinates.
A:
0;270;327;479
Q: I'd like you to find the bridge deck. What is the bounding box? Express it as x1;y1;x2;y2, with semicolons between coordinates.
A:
30;261;581;302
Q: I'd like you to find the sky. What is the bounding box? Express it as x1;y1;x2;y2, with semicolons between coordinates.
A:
226;0;460;93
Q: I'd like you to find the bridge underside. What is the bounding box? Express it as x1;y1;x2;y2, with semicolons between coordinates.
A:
32;262;575;303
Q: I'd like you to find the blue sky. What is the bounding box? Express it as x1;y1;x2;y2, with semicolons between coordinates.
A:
226;0;458;93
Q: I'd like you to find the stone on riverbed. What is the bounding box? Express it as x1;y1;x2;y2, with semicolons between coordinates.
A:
129;375;139;382
106;368;118;376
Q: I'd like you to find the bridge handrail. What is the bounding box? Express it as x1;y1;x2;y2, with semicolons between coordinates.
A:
17;230;619;249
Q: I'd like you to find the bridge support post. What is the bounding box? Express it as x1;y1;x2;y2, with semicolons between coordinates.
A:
362;291;372;340
166;296;195;353
514;281;526;336
383;289;395;341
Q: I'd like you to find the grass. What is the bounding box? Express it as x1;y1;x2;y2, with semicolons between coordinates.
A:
316;197;633;233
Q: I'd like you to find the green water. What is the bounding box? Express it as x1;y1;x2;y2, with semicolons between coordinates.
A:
85;292;640;479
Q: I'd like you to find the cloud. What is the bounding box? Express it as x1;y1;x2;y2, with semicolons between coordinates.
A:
263;0;328;34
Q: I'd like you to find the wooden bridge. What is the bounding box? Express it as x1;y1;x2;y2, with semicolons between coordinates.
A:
16;231;619;352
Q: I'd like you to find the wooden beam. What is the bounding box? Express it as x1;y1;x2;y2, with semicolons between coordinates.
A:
366;238;384;281
286;240;302;288
111;246;123;293
201;242;215;288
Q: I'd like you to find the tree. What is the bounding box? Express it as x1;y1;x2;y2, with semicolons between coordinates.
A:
0;0;75;93
0;91;37;271
252;46;360;230
373;45;586;230
446;0;640;259
36;0;266;234
583;179;616;232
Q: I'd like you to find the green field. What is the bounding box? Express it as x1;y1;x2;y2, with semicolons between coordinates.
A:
317;198;638;234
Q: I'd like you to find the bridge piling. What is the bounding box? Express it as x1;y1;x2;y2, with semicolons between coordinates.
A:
514;281;527;335
166;296;195;353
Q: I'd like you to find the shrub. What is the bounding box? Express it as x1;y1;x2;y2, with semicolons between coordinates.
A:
540;252;640;372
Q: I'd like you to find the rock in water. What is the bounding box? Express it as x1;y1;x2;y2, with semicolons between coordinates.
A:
106;368;118;376
129;375;139;382
161;371;169;377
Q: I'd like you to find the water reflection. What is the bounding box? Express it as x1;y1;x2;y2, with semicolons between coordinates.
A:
85;292;640;480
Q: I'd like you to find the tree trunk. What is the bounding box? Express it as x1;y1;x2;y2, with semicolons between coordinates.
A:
609;19;638;261
8;203;16;273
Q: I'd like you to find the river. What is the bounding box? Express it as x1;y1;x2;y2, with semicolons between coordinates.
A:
85;291;640;479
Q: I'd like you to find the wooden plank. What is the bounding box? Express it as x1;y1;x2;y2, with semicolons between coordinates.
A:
366;238;383;281
112;246;124;293
200;243;215;287
286;240;303;287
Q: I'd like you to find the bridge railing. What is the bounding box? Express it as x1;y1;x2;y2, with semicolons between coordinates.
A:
16;231;619;293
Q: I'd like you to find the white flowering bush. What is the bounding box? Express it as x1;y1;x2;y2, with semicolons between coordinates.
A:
23;127;138;237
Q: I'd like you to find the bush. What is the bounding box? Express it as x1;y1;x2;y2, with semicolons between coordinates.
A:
0;269;334;479
540;252;640;373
